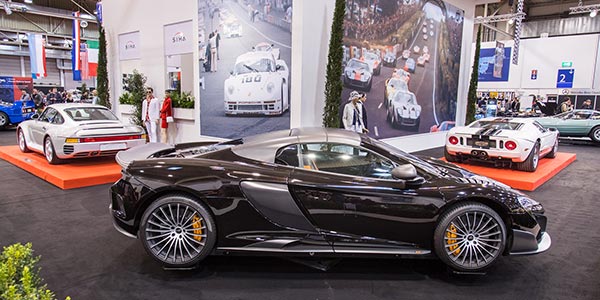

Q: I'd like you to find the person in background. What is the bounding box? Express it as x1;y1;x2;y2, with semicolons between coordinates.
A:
209;32;218;72
205;33;213;72
358;92;369;133
65;92;74;103
159;90;173;144
560;97;573;113
141;88;160;143
20;89;31;101
581;99;593;110
342;91;366;133
47;88;62;105
32;89;43;111
215;30;221;60
91;89;99;105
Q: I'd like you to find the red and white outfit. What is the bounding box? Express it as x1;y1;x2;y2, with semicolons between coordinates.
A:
159;96;173;143
142;96;160;143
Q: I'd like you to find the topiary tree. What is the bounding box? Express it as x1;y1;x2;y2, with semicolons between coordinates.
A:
466;25;482;125
322;0;346;128
123;70;147;127
96;26;110;109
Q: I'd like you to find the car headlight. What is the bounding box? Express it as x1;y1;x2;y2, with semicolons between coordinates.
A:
266;82;275;94
227;85;235;95
517;196;543;212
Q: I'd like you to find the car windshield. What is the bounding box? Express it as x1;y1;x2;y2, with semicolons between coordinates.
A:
471;121;523;130
393;91;416;105
64;107;118;121
364;137;442;177
364;53;378;61
347;59;369;70
233;58;274;75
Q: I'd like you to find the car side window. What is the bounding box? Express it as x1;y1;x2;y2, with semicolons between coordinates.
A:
533;121;547;133
274;145;300;167
297;143;396;180
39;108;57;123
52;112;64;124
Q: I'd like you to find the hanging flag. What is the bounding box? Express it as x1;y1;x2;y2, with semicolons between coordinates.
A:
87;40;99;77
72;11;82;81
27;33;47;79
80;43;89;80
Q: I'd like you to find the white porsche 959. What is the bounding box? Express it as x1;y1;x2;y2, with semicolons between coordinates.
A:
444;117;559;172
224;51;290;116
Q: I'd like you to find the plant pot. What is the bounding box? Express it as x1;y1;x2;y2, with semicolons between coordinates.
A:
173;107;194;121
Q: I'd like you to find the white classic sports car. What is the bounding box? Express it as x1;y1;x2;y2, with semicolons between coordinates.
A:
361;51;382;76
444;117;559;172
253;42;280;59
386;89;421;129
17;104;146;164
343;58;373;91
224;51;289;116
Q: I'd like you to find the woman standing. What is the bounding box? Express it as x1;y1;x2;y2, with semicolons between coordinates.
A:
159;90;173;144
342;91;366;133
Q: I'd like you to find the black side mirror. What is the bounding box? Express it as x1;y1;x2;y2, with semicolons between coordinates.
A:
392;164;425;189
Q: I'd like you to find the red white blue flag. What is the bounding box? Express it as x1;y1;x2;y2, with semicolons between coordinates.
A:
72;11;81;81
27;33;46;79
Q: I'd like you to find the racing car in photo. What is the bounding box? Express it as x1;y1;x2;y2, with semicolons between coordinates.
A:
253;42;280;59
386;89;421;129
383;51;397;67
383;77;409;108
444;117;559;172
417;56;426;67
224;51;290;116
17;104;146;164
111;127;551;273
223;21;242;38
402;49;411;60
404;58;416;73
533;109;600;143
413;45;421;54
343;58;373;91
361;51;382;76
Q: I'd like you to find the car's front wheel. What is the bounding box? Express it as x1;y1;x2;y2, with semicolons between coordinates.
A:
589;126;600;143
44;137;63;164
434;202;506;273
139;194;216;268
18;129;30;153
0;112;8;129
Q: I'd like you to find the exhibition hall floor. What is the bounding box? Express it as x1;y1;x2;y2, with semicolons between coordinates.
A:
0;129;599;300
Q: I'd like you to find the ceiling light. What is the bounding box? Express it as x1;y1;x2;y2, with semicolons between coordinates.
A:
591;10;598;17
24;0;32;3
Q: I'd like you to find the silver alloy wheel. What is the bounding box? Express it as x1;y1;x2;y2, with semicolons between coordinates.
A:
0;113;7;127
594;128;600;141
44;138;53;162
18;130;25;151
444;211;503;269
144;203;207;264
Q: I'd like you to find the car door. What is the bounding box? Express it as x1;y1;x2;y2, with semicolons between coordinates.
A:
30;108;57;146
559;111;590;135
283;142;442;248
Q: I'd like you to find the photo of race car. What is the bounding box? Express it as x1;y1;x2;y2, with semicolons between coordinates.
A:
404;58;416;73
224;51;289;116
362;51;382;75
383;51;397;67
222;21;242;38
343;58;373;91
387;89;422;129
413;45;421;54
417;56;426;66
384;77;409;108
253;42;280;59
402;49;411;60
444;118;559;172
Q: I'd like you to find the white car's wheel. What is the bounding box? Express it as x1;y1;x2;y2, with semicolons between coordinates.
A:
546;138;558;158
44;137;63;165
515;142;539;172
18;129;30;153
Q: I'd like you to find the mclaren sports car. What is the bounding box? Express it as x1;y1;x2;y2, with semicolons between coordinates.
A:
110;128;550;272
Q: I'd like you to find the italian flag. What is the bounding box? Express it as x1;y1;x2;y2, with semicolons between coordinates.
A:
87;40;99;77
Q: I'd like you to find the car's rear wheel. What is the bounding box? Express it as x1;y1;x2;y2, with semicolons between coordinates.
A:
546;138;558;158
434;202;506;273
18;129;30;153
589;126;600;143
444;147;460;163
44;137;63;164
139;194;216;268
0;112;8;129
515;142;540;172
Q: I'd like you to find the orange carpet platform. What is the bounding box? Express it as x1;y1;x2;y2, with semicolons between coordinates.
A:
443;152;576;191
0;145;121;190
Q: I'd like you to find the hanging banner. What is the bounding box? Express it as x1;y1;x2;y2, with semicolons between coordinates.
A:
27;33;46;79
164;20;194;56
118;31;141;61
72;11;82;81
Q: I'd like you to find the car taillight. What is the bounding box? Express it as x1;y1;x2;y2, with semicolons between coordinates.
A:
505;141;517;150
79;135;142;143
448;136;459;145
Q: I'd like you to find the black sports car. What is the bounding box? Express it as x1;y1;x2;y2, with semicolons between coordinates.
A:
110;128;550;272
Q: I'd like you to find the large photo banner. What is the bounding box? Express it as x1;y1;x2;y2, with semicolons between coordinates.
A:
198;0;293;139
340;0;464;138
478;45;511;82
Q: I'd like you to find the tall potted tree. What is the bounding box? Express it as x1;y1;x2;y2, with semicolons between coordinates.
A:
96;26;110;109
322;0;346;128
465;25;482;125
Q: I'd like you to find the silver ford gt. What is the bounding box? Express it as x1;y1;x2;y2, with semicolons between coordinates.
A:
17;103;146;164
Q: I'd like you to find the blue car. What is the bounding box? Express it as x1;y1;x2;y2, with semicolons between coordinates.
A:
0;100;36;129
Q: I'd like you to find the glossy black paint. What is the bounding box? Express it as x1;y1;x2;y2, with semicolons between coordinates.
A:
110;136;546;258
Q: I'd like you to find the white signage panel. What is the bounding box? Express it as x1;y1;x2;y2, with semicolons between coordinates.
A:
164;20;194;56
118;31;141;61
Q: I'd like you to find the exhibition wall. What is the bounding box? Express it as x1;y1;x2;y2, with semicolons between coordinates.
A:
476;34;600;95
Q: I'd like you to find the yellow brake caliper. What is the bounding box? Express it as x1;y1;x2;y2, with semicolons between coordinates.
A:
191;214;203;241
446;224;461;256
